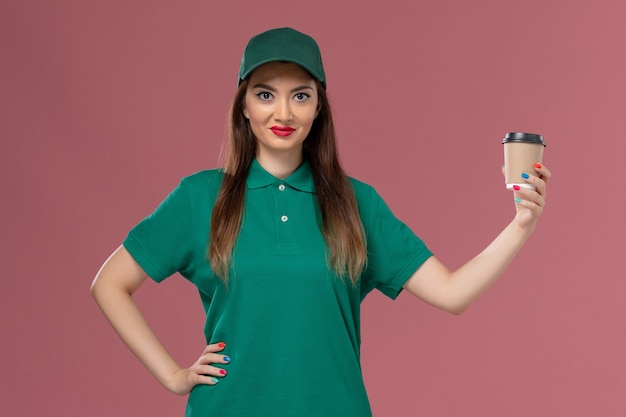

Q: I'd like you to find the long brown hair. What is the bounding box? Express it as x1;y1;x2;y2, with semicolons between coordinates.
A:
209;78;367;284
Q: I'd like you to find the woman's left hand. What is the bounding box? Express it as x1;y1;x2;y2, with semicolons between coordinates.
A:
402;162;552;314
511;163;552;232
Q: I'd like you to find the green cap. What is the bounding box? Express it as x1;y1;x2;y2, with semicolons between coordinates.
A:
238;27;326;88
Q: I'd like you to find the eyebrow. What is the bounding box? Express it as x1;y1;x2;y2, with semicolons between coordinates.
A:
252;83;314;93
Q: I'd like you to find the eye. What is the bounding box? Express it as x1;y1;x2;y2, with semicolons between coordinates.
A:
294;92;310;102
256;92;273;101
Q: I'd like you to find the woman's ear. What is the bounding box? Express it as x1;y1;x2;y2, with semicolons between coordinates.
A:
243;106;250;119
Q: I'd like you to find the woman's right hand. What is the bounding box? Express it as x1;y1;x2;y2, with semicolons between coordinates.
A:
92;247;231;396
166;342;231;395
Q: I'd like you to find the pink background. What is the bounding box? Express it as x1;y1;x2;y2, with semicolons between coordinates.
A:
2;0;625;415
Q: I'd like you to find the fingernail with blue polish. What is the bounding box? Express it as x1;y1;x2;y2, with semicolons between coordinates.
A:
514;198;522;203
211;378;220;383
521;172;530;179
223;356;231;362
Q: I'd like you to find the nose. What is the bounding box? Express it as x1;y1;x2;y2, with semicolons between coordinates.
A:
274;98;293;122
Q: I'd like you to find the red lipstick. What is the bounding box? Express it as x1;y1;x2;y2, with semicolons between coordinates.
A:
270;126;295;137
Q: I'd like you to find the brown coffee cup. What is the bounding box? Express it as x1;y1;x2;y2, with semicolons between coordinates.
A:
502;132;546;190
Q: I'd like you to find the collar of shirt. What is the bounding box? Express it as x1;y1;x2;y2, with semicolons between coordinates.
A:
246;158;315;193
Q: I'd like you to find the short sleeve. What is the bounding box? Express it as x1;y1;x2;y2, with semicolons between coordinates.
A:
357;184;433;300
123;178;195;282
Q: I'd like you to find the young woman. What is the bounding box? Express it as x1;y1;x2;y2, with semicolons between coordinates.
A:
91;27;551;416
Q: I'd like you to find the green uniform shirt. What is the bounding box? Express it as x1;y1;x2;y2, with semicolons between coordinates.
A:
123;159;432;416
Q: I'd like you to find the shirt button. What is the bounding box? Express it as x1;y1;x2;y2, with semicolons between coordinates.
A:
278;184;286;191
281;215;288;222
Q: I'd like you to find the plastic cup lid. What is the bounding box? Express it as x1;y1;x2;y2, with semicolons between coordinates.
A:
502;132;546;146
